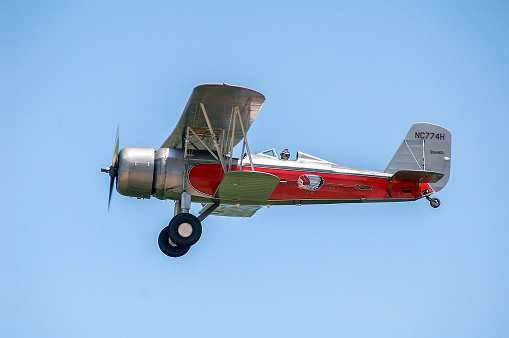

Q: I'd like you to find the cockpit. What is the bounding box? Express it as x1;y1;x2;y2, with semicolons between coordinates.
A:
256;149;334;165
258;148;305;161
259;148;292;160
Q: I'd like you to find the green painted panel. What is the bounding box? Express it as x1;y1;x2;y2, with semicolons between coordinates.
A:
214;171;280;203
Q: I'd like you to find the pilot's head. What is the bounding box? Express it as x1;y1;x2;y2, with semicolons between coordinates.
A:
281;149;290;160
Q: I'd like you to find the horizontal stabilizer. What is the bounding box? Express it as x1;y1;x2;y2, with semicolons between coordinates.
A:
199;204;261;217
391;170;444;184
215;170;280;203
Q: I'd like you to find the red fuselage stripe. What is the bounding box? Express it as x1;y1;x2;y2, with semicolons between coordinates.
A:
188;164;430;201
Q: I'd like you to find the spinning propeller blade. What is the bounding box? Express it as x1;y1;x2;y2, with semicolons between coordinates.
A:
112;127;119;169
101;127;119;210
108;173;115;210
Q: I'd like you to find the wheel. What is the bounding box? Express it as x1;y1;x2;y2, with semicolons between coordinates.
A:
429;198;441;208
168;213;202;247
158;226;190;257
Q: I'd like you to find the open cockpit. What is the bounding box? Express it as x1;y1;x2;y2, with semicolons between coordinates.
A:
256;149;333;163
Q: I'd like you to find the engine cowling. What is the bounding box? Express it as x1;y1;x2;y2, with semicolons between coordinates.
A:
117;147;155;198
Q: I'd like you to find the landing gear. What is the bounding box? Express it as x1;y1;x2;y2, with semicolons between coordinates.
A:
426;196;441;208
168;213;202;247
158;214;202;257
158;192;204;258
158;225;190;257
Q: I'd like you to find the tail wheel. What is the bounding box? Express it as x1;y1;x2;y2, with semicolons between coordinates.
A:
429;197;441;208
158;226;190;257
169;213;202;247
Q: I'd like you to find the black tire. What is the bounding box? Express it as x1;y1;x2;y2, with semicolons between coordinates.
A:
168;213;202;247
430;198;441;208
158;226;190;257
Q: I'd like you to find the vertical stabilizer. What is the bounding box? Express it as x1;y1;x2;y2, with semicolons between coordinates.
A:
385;123;451;192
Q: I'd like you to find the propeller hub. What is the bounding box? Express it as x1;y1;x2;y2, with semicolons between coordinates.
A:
101;166;118;178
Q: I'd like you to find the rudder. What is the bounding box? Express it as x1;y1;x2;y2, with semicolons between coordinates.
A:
385;123;451;192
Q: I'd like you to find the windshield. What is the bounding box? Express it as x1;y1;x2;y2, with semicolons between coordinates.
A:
259;149;278;157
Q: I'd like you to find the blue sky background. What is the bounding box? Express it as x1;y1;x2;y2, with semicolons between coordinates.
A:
2;1;509;337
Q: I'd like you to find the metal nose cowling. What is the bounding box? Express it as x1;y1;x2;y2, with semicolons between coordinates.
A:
116;147;155;199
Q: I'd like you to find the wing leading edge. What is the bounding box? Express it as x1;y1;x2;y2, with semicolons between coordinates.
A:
161;84;265;154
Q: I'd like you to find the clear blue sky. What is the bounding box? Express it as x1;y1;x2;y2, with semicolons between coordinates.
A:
2;1;509;337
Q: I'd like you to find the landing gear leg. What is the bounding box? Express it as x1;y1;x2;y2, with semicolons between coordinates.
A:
426;196;441;208
158;192;203;257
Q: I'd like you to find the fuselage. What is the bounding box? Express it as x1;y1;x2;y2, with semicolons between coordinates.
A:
150;148;431;206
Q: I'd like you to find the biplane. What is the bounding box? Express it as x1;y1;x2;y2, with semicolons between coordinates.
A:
102;84;452;257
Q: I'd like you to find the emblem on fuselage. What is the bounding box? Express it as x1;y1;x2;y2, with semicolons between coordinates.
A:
297;174;324;191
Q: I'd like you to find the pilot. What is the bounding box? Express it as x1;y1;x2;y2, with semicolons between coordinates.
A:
280;149;290;160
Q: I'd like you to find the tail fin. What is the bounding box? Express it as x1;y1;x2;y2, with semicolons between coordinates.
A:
385;123;451;192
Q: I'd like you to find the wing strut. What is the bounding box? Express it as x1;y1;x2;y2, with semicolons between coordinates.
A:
185;126;220;161
182;102;256;174
200;103;227;173
232;106;255;172
227;107;236;172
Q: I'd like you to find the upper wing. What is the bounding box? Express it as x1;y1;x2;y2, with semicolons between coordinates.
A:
161;84;265;154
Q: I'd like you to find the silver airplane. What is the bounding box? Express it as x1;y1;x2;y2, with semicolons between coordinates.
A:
102;84;451;258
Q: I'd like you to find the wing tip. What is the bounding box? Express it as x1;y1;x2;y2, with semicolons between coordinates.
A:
194;83;265;98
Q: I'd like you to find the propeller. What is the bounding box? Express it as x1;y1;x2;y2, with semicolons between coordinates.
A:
101;127;119;210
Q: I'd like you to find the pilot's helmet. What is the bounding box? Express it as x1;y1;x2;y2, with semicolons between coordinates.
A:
281;149;290;160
